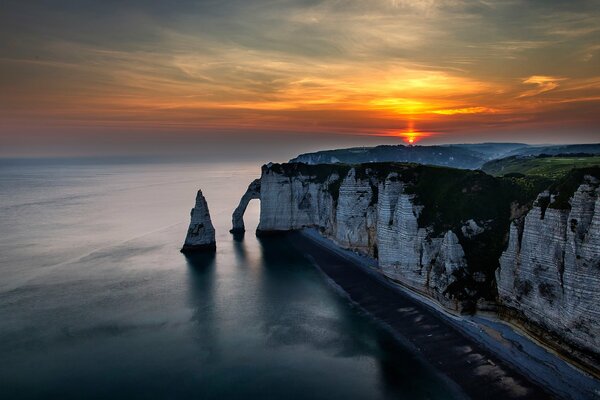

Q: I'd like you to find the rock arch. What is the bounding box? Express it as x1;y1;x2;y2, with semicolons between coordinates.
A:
230;178;261;233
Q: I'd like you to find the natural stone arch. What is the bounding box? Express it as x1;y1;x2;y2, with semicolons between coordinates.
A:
230;178;261;233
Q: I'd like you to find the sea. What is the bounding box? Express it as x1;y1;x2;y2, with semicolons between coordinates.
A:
0;158;457;399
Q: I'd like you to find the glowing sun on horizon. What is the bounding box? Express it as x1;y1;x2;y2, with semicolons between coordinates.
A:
401;130;425;145
398;121;428;144
379;123;431;144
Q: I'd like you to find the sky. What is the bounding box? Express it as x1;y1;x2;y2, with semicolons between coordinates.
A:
1;0;599;159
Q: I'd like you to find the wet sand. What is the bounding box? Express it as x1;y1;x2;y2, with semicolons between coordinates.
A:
290;230;600;400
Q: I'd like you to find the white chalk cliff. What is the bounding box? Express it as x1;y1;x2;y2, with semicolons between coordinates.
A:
231;179;261;233
232;163;600;367
496;175;600;358
181;190;216;252
250;164;473;309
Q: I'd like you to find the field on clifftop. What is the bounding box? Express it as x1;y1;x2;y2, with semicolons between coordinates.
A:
481;155;600;179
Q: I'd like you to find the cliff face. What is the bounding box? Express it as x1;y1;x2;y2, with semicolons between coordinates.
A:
334;168;377;254
376;176;468;307
252;163;518;310
181;190;216;253
257;164;338;233
496;175;600;357
239;163;600;364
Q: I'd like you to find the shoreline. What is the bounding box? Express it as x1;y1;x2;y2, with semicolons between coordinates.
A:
292;228;600;400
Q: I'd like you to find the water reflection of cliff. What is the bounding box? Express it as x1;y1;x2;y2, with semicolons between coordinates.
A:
256;234;454;398
184;251;218;361
255;235;380;356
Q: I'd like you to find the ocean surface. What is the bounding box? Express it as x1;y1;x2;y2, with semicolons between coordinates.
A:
0;159;457;399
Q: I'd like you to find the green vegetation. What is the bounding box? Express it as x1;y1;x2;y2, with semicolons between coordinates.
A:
401;166;550;301
481;154;600;179
547;166;600;210
290;144;488;169
265;162;351;183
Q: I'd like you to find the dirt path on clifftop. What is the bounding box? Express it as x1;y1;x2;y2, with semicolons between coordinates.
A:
289;232;556;400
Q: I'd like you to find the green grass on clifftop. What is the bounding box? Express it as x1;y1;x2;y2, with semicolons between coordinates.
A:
481;154;600;179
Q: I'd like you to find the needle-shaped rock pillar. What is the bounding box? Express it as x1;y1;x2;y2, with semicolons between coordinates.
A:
181;189;216;253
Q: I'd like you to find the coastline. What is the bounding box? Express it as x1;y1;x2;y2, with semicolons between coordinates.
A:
292;228;600;400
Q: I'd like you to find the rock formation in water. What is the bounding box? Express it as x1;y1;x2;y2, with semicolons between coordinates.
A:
231;179;261;233
232;162;600;368
181;190;216;253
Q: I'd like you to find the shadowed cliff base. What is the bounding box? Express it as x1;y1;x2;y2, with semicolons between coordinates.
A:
288;231;599;400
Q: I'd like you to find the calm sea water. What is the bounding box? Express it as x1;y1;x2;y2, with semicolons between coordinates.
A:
0;159;457;399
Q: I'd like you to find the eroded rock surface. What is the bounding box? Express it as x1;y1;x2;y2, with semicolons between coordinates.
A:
231;179;261;233
181;190;216;253
251;164;475;309
496;175;600;357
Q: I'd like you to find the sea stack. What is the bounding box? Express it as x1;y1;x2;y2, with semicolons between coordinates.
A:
181;190;216;253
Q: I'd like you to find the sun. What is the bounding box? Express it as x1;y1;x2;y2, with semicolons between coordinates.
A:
401;130;422;145
399;121;425;144
378;123;430;144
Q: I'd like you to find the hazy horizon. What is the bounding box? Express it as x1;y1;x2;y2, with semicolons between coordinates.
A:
1;135;599;164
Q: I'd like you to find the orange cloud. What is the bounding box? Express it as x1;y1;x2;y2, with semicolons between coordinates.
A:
518;75;566;97
432;106;495;115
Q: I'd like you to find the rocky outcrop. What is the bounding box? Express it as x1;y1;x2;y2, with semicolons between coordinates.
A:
374;176;469;307
231;179;261;233
256;164;338;233
231;162;600;366
246;163;484;310
496;175;600;360
181;190;216;253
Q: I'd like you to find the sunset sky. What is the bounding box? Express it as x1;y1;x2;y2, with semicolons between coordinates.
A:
1;0;599;158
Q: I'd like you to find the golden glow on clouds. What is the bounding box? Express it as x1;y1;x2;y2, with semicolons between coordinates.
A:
518;75;566;97
432;107;494;115
1;0;599;141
